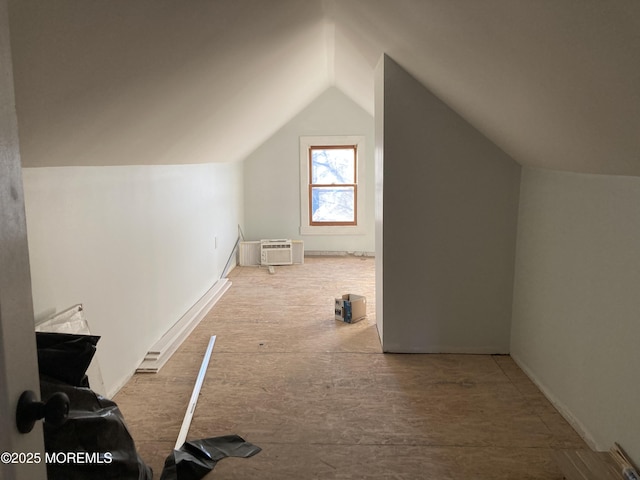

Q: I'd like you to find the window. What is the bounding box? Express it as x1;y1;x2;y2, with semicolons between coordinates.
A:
300;136;365;235
309;145;357;226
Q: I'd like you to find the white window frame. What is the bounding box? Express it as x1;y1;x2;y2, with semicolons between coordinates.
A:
299;135;366;235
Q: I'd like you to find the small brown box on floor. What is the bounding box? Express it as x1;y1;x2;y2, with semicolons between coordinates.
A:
335;294;366;323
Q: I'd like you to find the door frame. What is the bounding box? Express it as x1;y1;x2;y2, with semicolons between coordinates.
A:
0;1;47;478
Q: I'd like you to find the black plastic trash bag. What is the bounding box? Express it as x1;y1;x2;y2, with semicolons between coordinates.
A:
37;332;153;480
160;435;261;480
41;376;153;480
36;331;99;387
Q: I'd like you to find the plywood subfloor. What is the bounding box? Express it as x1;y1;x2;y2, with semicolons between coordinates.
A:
114;256;587;479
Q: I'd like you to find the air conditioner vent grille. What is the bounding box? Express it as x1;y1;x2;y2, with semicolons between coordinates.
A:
260;239;293;266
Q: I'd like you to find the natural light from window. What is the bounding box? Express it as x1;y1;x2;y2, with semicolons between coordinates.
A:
310;146;357;225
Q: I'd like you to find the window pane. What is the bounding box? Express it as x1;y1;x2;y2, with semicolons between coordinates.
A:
311;186;355;223
311;148;355;184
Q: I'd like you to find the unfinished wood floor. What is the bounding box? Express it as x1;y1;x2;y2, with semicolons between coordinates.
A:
114;256;587;479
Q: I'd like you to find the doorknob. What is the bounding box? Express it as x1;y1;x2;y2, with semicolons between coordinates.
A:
16;390;70;434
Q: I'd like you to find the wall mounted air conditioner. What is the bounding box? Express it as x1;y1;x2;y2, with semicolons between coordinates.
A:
260;239;293;266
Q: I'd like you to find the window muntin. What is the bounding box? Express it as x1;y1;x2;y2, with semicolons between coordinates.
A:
308;145;357;226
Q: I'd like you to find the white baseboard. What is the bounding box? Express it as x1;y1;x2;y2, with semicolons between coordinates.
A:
510;353;599;450
136;278;231;373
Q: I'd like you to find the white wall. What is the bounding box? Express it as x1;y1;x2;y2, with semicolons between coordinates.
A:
376;55;521;353
23;162;243;396
511;166;640;460
243;87;375;253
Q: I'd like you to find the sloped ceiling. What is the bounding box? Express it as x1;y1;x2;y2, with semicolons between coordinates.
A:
329;0;640;176
9;0;640;175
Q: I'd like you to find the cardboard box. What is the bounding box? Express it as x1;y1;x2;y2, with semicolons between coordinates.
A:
335;294;366;323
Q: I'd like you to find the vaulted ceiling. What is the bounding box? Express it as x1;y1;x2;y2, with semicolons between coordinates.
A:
9;0;640;176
